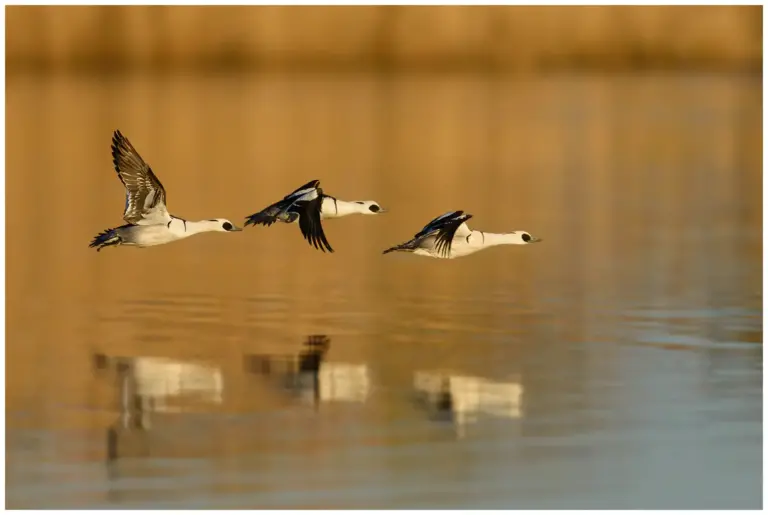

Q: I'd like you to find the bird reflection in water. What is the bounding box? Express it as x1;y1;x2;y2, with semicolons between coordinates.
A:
244;334;370;407
93;352;224;430
414;370;524;438
92;352;225;466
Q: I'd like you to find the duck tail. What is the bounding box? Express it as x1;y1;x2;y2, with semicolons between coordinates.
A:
383;240;417;255
90;227;121;252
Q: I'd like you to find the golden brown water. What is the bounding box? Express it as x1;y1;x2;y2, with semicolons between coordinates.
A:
6;72;762;509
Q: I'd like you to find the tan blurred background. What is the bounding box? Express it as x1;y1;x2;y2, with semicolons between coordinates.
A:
6;6;762;72
6;5;763;509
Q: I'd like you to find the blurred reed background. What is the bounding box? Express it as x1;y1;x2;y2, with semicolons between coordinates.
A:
6;6;762;73
5;5;763;509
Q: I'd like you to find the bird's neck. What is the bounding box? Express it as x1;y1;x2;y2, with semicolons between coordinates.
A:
169;217;218;235
320;197;365;217
474;231;522;247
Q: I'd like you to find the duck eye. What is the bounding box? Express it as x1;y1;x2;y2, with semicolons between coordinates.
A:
369;205;380;213
522;233;531;242
222;222;233;231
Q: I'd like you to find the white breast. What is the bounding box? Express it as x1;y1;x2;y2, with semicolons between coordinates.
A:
132;224;184;247
319;197;339;219
416;232;484;259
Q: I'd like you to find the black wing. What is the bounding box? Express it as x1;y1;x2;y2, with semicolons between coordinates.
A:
383;211;471;257
430;212;473;258
244;201;295;227
244;179;321;227
296;192;334;253
414;210;465;239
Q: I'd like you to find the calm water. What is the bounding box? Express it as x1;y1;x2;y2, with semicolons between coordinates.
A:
5;72;762;509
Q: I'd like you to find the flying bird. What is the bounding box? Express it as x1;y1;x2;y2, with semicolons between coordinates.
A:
89;130;241;251
383;210;541;259
244;179;386;253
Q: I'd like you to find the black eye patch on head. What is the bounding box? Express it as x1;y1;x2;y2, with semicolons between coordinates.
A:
369;205;380;213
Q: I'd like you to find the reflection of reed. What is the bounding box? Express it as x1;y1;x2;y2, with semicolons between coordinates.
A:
245;334;370;406
414;370;523;437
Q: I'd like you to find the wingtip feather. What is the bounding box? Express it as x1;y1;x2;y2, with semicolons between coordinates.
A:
244;213;276;227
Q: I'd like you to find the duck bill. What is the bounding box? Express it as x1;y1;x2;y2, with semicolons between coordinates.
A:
529;236;543;243
228;225;243;232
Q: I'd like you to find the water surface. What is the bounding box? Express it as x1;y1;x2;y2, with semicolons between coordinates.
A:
5;72;762;509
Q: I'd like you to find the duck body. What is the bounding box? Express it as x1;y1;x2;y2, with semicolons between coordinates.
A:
90;217;239;251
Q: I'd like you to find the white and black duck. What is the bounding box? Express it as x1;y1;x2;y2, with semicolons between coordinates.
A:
244;179;386;253
383;210;542;259
90;130;241;252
